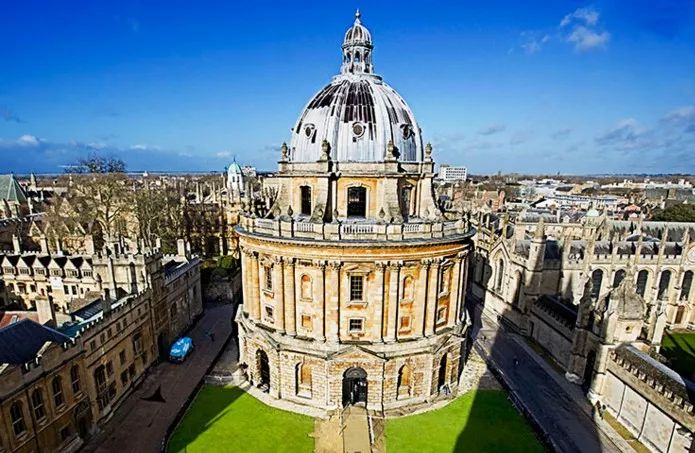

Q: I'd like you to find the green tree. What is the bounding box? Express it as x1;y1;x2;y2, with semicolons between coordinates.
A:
651;204;695;222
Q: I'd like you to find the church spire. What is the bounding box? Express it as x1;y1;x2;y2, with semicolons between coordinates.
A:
341;10;374;75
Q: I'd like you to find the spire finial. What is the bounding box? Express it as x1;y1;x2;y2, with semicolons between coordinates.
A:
355;9;361;21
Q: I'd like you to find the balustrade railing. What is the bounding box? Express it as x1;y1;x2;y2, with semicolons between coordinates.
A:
244;216;473;242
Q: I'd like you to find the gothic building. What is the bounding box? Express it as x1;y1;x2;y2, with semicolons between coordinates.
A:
236;12;474;412
470;212;695;450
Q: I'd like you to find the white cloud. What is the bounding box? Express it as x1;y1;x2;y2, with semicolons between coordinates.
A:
663;106;695;123
17;134;40;146
560;7;599;28
215;151;232;158
130;144;161;151
520;33;550;54
567;26;610;51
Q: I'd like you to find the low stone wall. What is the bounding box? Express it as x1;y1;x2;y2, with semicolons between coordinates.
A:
602;345;695;452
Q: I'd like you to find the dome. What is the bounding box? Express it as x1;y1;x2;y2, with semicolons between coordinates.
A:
343;10;372;48
288;11;424;163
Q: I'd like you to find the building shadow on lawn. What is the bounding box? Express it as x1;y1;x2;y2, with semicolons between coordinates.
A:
168;386;244;452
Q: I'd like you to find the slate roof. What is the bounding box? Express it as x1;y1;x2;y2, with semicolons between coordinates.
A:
0;174;27;203
0;319;70;364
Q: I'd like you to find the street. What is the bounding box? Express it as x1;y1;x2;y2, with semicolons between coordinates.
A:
472;309;628;453
82;303;237;453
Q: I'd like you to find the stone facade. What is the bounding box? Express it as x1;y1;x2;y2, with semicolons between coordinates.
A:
0;338;88;453
236;12;475;413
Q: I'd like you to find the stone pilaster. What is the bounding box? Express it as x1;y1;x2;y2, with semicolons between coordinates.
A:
385;261;401;342
326;261;341;343
284;258;296;336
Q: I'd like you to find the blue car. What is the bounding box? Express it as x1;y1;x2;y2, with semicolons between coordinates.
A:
169;337;194;362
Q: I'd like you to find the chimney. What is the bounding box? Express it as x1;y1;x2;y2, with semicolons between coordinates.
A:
177;239;186;257
12;234;20;253
155;237;162;250
37;298;57;327
40;235;50;254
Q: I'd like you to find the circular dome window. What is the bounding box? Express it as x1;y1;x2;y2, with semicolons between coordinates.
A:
352;122;365;137
304;124;315;138
401;124;412;139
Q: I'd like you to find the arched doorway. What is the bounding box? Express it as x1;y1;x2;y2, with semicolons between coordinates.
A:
256;350;270;391
437;354;448;390
342;367;368;407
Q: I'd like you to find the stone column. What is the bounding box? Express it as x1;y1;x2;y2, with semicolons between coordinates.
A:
374;262;387;341
326;261;341;343
250;252;261;321
425;259;441;336
315;260;326;341
284;258;296;336
240;249;250;316
274;257;285;333
385;262;401;342
447;257;462;327
419;259;431;337
459;254;469;322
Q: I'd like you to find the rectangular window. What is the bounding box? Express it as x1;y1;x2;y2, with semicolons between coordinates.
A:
301;314;312;331
264;265;273;291
348;318;364;333
264;305;274;322
436;305;448;323
121;370;129;386
349;275;364;302
399;315;411;331
119;350;126;366
106;361;114;377
133;333;143;355
300;186;312;216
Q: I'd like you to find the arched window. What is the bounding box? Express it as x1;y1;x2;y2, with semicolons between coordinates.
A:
354;51;361;63
591;269;603;301
71;365;81;393
658;270;672;300
347;187;367;218
31;389;45;420
402;276;414;301
496;259;504;292
10;402;26;436
613;269;626;288
397;364;413;398
296;363;312;397
681;271;693;301
300;186;312;216
300;274;312;299
636;270;649;297
52;376;64;408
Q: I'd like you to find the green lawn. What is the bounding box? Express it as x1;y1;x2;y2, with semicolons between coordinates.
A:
385;390;545;453
168;385;314;453
661;331;695;379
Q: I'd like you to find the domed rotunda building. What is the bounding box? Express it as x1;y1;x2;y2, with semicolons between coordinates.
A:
236;11;475;412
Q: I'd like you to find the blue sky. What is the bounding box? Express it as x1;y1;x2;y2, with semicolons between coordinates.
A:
1;0;694;174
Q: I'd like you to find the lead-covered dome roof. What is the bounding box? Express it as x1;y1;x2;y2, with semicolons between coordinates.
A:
289;11;423;163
